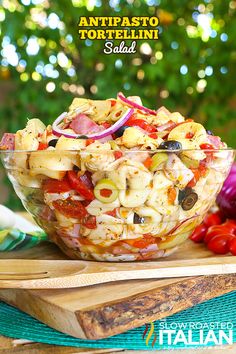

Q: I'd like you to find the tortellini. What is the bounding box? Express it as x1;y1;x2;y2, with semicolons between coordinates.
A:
29;150;75;179
164;153;194;189
147;171;179;215
86;198;120;216
108;160;152;207
130;206;162;234
81;141;115;172
117;127;163;149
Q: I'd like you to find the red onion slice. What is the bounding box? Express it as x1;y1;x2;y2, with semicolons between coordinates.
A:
167;214;199;236
52;108;134;140
117;92;157;116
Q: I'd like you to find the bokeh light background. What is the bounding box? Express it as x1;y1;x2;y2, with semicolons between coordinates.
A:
0;0;235;208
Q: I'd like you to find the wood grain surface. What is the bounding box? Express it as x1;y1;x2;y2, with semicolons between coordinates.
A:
0;213;236;341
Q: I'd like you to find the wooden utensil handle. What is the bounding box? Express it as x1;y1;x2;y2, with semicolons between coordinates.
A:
0;256;236;288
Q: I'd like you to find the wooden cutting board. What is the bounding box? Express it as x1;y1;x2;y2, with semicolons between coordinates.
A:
0;215;236;340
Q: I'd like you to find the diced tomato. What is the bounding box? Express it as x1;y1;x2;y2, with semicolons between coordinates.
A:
199;163;207;176
132;234;156;248
38;142;48;150
143;157;153;168
186;132;194;139
78;237;93;245
185;118;194;122
200;143;214;150
188;169;200;188
102;122;111;129
133;239;149;248
149;133;158;139
109;100;117;107
126;118;156;133
81;200;92;207
114;151;123;159
86;139;95;146
67;171;94;201
53;198;88;219
42;178;71;193
105;208;117;217
100;188;112;197
188;165;207;187
82;215;97;229
167;186;177;205
79;171;94;190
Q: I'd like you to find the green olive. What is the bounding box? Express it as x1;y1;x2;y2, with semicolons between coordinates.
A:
94;178;119;203
150;152;168;172
109;141;120;151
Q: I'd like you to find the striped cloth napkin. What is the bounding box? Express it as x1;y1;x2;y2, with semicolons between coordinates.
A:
0;205;47;251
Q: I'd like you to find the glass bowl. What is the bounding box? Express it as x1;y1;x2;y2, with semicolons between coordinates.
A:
1;148;234;261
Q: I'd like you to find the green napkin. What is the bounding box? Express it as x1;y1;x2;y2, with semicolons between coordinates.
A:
0;205;48;251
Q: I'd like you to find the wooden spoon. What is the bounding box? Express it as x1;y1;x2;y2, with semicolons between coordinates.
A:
0;256;236;289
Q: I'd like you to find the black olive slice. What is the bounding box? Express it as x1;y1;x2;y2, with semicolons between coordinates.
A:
48;139;58;147
77;135;88;139
158;140;182;150
206;130;214;136
114;126;129;138
133;213;145;224
181;192;198;211
178;187;193;204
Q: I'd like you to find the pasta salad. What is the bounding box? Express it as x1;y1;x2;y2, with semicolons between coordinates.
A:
0;93;234;261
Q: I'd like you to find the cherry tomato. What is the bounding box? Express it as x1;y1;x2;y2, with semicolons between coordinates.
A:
82;215;97;229
126;119;156;133
229;238;236;256
222;220;236;234
207;234;232;254
204;211;223;227
204;225;234;244
53;198;88;219
42;178;71;193
189;223;208;243
67;171;94;201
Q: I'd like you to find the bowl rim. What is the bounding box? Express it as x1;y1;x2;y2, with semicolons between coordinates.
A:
0;148;235;154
